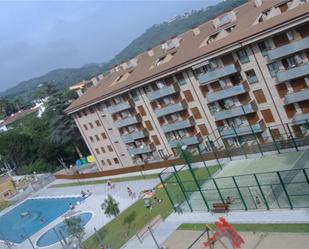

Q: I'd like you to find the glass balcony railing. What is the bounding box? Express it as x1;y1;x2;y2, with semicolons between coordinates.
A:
115;115;141;128
128;143;155;156
284;88;309;105
121;129;149;143
292;113;309;125
213;101;257;121
155;100;187;118
107;99;134;114
218;120;266;138
168;133;202;148
268;37;309;60
197;63;239;85
207;81;249;103
276;63;309;83
146;83;179;101
162;117;195;133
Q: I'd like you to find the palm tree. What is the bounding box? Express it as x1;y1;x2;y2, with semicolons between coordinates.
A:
101;195;120;219
64;216;85;248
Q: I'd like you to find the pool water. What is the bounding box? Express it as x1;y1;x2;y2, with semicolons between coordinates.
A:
0;197;82;244
36;212;92;247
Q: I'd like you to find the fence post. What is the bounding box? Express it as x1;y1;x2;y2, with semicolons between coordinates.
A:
231;124;248;159
181;147;210;211
217;129;232;160
212;178;225;203
232;176;248;210
158;173;176;211
276;172;293;209
303;169;309;185
253;174;269;210
172;165;193;212
197;145;211;178
286;123;299;152
268;127;280;154
207;136;222;170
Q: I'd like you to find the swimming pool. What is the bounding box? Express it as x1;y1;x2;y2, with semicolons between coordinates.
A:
36;212;92;247
0;197;82;244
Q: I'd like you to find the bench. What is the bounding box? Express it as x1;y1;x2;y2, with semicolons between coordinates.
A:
136;215;162;242
212;203;229;213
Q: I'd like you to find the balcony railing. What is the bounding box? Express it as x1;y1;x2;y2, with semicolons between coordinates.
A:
121;129;149;143
107;99;134;114
169;133;202;148
197;63;239;85
284;88;309;105
292;113;309;125
128;143;155;156
114;114;141;128
155;100;187;118
213;101;257;121
219;120;266;138
146;83;179;101
162;116;195;133
268;37;309;60
207;81;249;103
276;63;309;83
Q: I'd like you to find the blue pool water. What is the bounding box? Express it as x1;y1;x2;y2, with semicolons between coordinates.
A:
0;197;82;244
36;212;92;247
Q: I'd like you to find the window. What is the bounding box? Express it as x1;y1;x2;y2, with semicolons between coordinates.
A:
101;133;107;139
137;105;147;116
145;121;154;131
143;85;151;93
77;112;82;118
107;145;113;152
286;31;295;41
113;158;119;164
253;89;267;103
261;109;275;123
101;147;106;153
152;135;161;145
267;62;279;77
89;136;94;142
258;41;270;57
89;122;94;129
83;124;88;130
191;107;202;119
95;135;100;141
131;90;140;101
175;73;186;86
209;104;217;114
236;49;250;64
95;120;101;127
157;80;165;89
245;70;258;84
183;90;194;102
282;56;298;69
95;148;100;154
89;107;95;113
107;159;112;166
101;160;106;166
82;109;88;116
198;124;209;136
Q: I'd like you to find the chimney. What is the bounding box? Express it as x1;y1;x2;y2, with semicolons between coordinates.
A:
254;0;262;7
192;26;200;36
147;48;154;56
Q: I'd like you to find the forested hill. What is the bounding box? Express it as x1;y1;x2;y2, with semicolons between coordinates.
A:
1;0;247;102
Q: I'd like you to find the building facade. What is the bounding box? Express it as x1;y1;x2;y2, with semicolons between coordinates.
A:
66;0;309;170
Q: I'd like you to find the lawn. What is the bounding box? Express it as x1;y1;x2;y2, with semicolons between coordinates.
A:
178;223;309;233
83;165;219;249
50;173;158;188
0;201;10;212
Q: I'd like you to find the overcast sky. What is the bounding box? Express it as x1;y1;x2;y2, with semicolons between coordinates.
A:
0;0;217;91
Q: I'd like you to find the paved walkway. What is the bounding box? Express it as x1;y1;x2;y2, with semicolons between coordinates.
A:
121;208;309;249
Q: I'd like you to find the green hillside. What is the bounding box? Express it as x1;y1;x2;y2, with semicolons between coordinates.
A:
1;0;247;102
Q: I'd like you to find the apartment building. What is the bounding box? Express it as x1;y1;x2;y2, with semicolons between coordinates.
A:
66;0;309;170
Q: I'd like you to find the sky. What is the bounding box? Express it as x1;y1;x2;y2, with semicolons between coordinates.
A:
0;0;217;91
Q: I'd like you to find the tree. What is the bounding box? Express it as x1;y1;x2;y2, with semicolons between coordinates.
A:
64;216;85;248
101;195;120;219
33;82;57;100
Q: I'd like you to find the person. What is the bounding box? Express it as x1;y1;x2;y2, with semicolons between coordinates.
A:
81;190;87;198
255;195;261;207
226;196;234;204
127;187;133;198
144;198;152;210
69;203;75;210
107;179;113;189
39;216;45;224
154;197;162;204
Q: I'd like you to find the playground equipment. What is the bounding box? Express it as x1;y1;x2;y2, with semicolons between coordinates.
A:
75;155;95;167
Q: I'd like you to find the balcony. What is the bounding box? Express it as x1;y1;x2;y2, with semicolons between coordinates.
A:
155;100;187;118
207;81;249;103
292;113;309;125
284;88;309;105
198;63;239;85
276;63;309;83
115;115;141;128
121;129;149;143
107;99;134;114
128;143;155;156
147;83;179;101
219;120;266;138
213;101;257;121
169;133;202;148
162;117;195;133
268;37;309;61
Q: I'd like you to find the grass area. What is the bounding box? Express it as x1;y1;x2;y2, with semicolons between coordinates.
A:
0;201;10;212
178;223;309;233
50;173;158;188
83;165;219;249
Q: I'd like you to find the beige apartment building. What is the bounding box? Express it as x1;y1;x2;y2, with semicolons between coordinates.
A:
66;0;309;171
